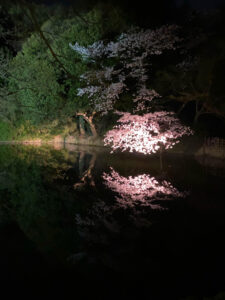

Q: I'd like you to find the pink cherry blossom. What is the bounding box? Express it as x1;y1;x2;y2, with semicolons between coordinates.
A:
70;25;180;114
103;167;187;209
104;112;193;155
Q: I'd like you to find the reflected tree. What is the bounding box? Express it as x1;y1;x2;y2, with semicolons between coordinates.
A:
73;151;96;189
74;166;188;269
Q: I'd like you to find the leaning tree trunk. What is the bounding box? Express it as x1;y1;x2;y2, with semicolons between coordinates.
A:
79;116;86;136
177;102;188;115
77;112;98;137
193;100;201;125
193;100;209;125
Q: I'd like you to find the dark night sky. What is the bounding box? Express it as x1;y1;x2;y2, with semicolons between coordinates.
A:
35;0;225;10
176;0;225;10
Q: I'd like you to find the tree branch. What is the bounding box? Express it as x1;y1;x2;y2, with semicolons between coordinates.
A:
18;0;77;80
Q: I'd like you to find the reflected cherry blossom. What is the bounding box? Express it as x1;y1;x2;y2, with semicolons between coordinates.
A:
74;166;189;269
75;167;188;238
102;167;187;210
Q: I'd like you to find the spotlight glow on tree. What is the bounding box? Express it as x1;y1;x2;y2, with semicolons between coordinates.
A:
104;112;193;154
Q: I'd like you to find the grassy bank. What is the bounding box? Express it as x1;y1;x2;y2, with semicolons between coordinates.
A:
1;121;225;160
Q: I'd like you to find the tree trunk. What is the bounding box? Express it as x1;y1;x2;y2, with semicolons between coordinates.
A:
177;102;187;115
77;112;98;137
159;146;163;172
193;100;202;125
88;120;97;137
79;116;86;136
193;111;201;124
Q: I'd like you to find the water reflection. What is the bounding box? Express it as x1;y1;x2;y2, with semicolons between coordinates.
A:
73;152;96;189
103;167;186;209
0;144;225;284
73;164;188;269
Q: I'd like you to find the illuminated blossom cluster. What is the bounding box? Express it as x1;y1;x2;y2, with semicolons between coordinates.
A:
104;112;193;154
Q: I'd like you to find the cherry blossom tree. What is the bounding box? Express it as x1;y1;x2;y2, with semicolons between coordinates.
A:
69;26;179;121
70;25;193;152
70;25;180;113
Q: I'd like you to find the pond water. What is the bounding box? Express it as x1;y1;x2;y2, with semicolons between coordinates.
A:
0;143;225;298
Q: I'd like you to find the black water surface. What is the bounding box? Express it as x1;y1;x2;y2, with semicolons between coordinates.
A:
0;144;225;299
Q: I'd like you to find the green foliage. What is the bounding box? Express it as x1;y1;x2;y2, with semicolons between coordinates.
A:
7;4;128;134
7;2;57;40
0;122;13;140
